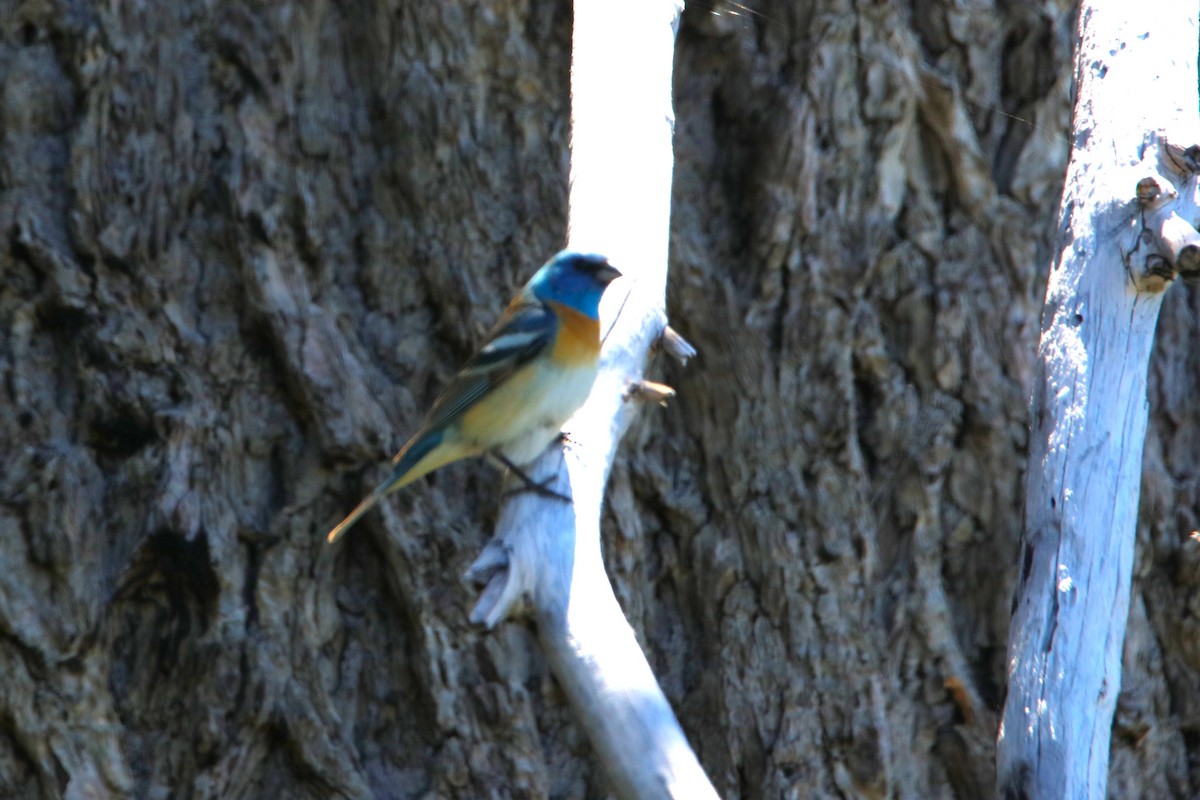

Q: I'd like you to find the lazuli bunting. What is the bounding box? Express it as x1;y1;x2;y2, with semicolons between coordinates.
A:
327;250;622;542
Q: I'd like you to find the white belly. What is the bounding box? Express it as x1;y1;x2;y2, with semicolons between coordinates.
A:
492;361;598;464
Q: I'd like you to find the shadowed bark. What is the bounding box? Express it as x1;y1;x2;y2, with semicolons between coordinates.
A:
0;1;1197;798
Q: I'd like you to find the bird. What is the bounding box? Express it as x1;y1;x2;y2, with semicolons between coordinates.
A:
326;250;622;543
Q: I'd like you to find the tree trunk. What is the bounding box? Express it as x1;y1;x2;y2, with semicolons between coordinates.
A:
1;1;1197;799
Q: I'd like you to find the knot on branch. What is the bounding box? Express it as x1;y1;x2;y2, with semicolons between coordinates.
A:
625;379;677;406
464;540;523;629
1133;202;1200;290
1135;177;1175;209
1128;137;1200;290
1162;138;1200;177
659;324;697;365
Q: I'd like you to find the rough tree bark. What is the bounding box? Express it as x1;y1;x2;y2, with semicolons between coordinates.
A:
1;1;1198;799
998;4;1200;798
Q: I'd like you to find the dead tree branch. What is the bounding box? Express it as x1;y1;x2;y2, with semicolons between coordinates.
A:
998;4;1200;798
464;1;718;798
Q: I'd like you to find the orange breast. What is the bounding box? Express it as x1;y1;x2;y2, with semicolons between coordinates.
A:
546;301;601;365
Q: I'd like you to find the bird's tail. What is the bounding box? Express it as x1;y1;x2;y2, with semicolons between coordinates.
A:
326;429;448;543
326;490;384;543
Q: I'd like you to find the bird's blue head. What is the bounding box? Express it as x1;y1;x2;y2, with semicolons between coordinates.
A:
528;251;621;320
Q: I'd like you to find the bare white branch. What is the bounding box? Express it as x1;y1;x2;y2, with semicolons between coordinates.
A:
998;4;1200;798
465;1;718;798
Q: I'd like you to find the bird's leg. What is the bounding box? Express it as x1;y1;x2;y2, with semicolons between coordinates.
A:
493;453;571;502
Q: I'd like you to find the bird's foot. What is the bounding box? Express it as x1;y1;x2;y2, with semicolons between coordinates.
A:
503;477;571;503
494;453;571;503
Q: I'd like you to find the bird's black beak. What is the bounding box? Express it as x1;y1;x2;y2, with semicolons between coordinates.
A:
597;263;622;284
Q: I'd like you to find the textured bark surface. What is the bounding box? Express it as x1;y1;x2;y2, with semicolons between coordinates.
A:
0;1;1196;799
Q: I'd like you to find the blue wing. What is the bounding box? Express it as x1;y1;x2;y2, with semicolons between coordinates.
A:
410;300;558;440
